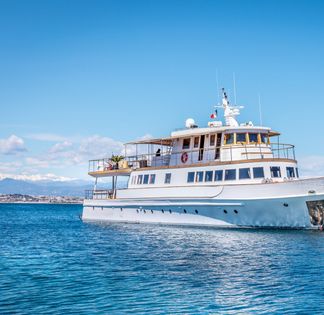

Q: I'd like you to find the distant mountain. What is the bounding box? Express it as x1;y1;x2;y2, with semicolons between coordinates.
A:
0;178;93;197
0;177;128;197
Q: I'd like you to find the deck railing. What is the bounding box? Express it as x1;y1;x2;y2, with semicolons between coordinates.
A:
88;143;295;173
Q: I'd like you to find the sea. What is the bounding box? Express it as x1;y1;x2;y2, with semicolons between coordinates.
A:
0;203;324;314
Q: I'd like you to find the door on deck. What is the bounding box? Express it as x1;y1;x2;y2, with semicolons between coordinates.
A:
198;135;205;161
215;133;222;160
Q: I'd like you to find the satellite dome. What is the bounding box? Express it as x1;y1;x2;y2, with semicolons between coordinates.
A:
185;118;196;129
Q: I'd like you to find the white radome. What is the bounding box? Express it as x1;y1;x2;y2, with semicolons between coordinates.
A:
185;118;195;128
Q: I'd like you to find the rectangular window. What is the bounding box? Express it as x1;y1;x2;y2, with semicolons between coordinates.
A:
205;171;213;182
187;172;195;183
270;166;281;178
210;135;215;146
214;170;223;181
253;167;265;178
131;176;136;185
137;175;143;184
164;173;172;184
225;133;234;145
182;138;191;149
260;133;268;144
143;174;149;184
239;168;251;179
249;133;258;143
225;169;236;180
149;174;156;184
296;168;299;178
236;133;246;144
196;171;204;182
193;137;199;148
286;167;295;178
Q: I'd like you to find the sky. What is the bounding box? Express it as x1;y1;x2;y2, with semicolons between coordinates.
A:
0;0;324;181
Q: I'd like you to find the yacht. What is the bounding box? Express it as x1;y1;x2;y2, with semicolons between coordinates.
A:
82;89;324;229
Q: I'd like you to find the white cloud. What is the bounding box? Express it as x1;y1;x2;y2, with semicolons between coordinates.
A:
48;141;73;154
0;135;27;155
26;133;67;142
0;172;76;182
298;155;324;177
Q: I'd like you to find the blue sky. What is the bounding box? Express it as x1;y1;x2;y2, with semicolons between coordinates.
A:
0;0;324;180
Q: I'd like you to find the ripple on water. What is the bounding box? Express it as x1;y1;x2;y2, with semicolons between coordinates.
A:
0;204;324;314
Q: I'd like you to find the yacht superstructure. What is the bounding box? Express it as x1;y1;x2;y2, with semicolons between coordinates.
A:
82;89;324;229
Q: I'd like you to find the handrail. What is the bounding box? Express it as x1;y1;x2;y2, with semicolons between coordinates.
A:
88;143;296;173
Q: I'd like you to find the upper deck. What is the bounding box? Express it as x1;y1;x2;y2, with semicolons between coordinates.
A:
87;89;296;177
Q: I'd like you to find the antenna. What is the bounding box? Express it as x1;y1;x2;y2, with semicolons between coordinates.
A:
258;93;263;126
233;72;237;105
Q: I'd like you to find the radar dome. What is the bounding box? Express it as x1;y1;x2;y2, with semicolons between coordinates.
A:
185;118;196;129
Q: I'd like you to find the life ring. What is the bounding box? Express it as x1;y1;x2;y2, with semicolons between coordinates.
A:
181;152;188;163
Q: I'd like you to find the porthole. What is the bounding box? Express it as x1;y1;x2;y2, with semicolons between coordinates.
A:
136;209;139;213
92;206;95;210
234;209;238;214
195;209;198;214
162;209;164;213
120;207;123;212
283;203;289;207
169;209;172;214
223;209;227;214
151;210;153;214
101;207;103;211
183;209;187;213
144;210;146;213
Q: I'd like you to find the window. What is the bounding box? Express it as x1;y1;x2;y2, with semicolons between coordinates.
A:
239;168;251;179
286;167;295;178
260;133;268;144
205;171;213;182
253;167;265;178
143;174;149;184
215;170;223;181
296;168;299;178
164;173;172;184
224;133;234;145
131;176;136;185
187;172;195;183
149;174;156;184
225;169;236;180
182;138;191;149
196;171;204;182
249;133;258;144
270;166;281;178
137;175;143;184
210;135;215;146
236;133;246;144
193;137;199;148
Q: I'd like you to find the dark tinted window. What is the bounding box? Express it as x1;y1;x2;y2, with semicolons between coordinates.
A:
236;133;246;143
187;172;195;183
205;171;213;182
210;135;215;146
143;174;149;184
270;166;281;178
225;169;236;180
137;175;143;184
165;173;172;184
225;134;234;145
149;174;156;184
253;167;264;178
196;171;204;182
182;138;191;149
193;137;199;148
296;168;299;178
215;170;223;181
286;167;295;178
249;133;258;143
239;168;251;179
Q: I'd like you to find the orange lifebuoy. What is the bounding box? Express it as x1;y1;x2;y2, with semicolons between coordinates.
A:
181;152;188;163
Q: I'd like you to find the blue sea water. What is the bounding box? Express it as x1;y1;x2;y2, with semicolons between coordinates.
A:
0;204;324;314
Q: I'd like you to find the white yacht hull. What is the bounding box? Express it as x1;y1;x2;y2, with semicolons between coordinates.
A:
82;178;324;229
